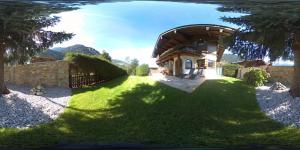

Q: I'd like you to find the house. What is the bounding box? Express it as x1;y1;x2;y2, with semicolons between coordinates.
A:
232;60;269;68
152;24;234;77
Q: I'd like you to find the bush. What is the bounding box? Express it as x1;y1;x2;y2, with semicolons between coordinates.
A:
64;53;127;80
243;68;270;86
222;64;241;77
136;64;149;76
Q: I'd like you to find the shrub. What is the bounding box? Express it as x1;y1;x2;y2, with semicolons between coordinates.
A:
64;53;127;80
222;64;241;77
136;64;149;76
243;68;270;86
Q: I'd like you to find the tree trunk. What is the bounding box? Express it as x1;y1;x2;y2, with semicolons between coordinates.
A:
290;34;300;97
0;46;9;94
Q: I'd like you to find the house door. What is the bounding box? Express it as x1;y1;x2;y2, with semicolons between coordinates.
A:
197;59;205;68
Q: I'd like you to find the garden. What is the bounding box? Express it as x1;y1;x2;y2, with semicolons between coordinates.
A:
2;76;300;148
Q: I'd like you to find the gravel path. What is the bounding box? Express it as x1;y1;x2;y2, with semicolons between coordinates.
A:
256;86;300;127
0;84;71;128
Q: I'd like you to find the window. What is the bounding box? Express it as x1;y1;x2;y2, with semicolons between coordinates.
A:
208;60;214;68
185;59;192;69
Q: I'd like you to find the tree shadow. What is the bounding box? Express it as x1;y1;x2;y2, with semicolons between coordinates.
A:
6;84;71;99
2;77;300;148
51;79;289;146
0;94;52;128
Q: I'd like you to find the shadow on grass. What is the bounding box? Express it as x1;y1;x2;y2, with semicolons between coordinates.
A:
1;77;300;148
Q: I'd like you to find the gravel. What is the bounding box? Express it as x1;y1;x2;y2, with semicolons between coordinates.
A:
256;85;300;127
0;84;71;128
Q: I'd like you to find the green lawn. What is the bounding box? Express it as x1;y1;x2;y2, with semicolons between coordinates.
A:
1;76;300;148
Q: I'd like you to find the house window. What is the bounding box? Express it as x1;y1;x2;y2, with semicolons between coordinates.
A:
208;60;214;68
185;59;192;69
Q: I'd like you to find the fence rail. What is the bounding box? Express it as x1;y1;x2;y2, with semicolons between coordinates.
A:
69;73;105;88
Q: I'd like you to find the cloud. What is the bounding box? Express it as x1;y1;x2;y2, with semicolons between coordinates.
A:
110;46;157;67
47;11;96;47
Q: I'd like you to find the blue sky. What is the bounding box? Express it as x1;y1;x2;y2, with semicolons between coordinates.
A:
49;1;293;66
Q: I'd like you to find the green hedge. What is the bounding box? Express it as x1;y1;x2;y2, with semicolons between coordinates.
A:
243;68;270;86
65;53;127;80
222;64;241;77
136;64;149;76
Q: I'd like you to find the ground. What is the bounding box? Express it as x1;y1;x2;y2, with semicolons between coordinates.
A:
1;76;300;148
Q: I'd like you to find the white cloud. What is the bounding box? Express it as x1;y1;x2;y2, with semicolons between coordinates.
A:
47;11;96;48
110;46;158;67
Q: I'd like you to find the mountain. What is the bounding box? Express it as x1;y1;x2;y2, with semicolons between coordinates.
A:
53;44;100;56
37;50;65;60
112;59;128;69
112;59;127;65
38;44;101;60
221;54;242;63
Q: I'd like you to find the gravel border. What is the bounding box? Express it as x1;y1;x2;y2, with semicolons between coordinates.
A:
0;84;71;128
256;86;300;127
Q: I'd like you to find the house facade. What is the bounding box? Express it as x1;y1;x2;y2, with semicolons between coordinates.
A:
152;24;234;77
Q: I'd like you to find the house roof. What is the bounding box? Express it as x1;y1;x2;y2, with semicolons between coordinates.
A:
232;60;268;67
152;24;235;60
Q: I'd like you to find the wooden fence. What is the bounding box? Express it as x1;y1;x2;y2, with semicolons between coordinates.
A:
69;73;105;88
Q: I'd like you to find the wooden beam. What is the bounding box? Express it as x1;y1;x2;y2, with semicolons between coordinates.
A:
216;46;225;62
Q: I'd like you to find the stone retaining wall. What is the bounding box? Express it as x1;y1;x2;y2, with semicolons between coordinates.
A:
4;60;70;87
237;66;294;85
266;66;294;85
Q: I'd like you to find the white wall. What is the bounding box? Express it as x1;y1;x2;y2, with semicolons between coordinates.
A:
180;55;201;74
207;44;217;52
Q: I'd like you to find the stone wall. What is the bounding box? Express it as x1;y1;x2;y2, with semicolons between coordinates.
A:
267;66;294;85
4;60;70;87
237;66;294;85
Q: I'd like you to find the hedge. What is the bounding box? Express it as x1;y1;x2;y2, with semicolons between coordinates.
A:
243;68;270;86
222;64;241;77
65;53;127;80
136;64;149;76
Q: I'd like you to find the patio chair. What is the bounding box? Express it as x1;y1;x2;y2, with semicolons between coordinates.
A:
184;68;195;79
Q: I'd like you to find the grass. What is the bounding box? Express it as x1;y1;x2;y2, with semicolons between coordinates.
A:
1;76;300;148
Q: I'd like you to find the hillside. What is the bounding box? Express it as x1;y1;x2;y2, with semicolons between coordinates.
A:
53;44;100;56
37;50;65;60
38;44;101;60
221;54;242;63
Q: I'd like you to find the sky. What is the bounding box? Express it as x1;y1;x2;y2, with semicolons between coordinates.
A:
48;1;293;66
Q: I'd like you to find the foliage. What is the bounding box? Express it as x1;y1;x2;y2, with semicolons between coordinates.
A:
136;64;149;76
222;63;241;77
0;2;75;65
4;76;300;147
99;50;112;62
243;68;270;86
64;53;127;80
125;57;139;75
218;0;300;61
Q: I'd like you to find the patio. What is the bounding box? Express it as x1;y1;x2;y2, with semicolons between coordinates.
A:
150;73;207;93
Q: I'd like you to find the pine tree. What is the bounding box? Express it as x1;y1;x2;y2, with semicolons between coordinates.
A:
0;2;74;94
217;0;300;97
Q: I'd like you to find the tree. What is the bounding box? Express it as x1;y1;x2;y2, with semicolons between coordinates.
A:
136;64;149;76
130;58;139;75
217;0;300;97
100;50;112;62
0;2;74;94
124;57;139;75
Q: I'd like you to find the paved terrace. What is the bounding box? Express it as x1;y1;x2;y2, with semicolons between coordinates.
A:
150;73;219;93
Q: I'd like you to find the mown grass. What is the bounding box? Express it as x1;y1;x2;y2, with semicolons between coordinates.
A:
1;76;300;148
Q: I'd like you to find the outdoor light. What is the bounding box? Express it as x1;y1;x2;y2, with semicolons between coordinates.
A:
174;30;177;34
219;29;223;33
